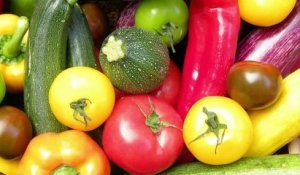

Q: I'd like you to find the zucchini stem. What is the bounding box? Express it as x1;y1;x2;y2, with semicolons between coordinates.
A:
2;16;29;58
137;96;182;135
102;36;125;62
189;107;227;154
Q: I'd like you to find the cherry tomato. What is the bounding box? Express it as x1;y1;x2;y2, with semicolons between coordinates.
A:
227;61;283;110
48;67;115;131
135;0;189;51
102;95;184;175
0;106;32;159
183;96;253;165
238;0;297;26
81;2;109;46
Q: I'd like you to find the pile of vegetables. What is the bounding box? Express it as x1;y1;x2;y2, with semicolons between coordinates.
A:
0;0;300;174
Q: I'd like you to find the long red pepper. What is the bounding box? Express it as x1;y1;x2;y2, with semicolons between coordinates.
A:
176;0;240;163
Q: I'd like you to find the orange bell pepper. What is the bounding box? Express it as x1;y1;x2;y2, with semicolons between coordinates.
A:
17;130;111;175
0;14;28;94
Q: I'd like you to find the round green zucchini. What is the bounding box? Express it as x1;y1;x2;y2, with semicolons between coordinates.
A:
100;27;170;94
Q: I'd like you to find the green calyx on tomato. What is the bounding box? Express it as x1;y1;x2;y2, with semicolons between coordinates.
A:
189;107;227;154
70;98;92;128
138;96;181;135
134;0;189;53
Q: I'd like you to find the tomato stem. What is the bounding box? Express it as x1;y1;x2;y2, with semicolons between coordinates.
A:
156;22;177;53
70;98;92;128
52;165;79;175
137;96;181;135
189;107;227;154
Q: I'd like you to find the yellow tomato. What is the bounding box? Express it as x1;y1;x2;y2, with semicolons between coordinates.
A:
183;96;253;165
49;67;115;131
238;0;297;26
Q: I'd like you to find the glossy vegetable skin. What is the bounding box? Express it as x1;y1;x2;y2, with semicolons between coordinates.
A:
236;0;300;77
183;96;253;165
67;3;97;69
175;0;240;163
102;95;184;175
135;0;189;52
0;156;20;175
245;69;300;157
227;61;283;110
17;130;111;175
176;0;240;119
0;14;29;93
0;106;32;159
49;67;115;131
151;60;181;107
238;0;296;27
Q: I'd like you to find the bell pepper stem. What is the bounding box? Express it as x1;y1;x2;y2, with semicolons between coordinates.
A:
52;165;79;175
2;16;29;58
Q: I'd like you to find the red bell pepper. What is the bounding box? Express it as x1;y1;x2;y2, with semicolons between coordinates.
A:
175;0;240;163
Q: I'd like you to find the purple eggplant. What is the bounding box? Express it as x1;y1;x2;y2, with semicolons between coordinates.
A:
115;0;140;28
236;1;300;77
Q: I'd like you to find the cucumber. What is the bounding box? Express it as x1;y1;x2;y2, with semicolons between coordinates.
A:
24;0;77;134
100;27;170;94
159;154;300;175
67;3;97;68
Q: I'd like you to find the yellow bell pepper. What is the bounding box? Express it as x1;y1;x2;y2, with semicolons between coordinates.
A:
0;14;28;94
245;69;300;156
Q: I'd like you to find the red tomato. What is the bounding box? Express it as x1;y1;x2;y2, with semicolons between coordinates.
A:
151;60;181;107
102;95;184;175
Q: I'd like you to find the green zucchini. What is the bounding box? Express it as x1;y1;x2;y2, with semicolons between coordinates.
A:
100;27;170;94
159;154;300;175
24;0;77;134
67;3;97;68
